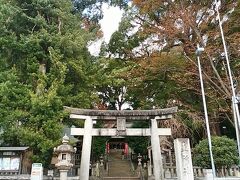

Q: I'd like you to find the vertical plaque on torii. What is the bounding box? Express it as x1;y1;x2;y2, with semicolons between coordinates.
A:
117;117;126;135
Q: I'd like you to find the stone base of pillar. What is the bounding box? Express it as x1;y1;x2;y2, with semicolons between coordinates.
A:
59;169;68;180
148;175;155;180
148;164;152;176
77;168;80;176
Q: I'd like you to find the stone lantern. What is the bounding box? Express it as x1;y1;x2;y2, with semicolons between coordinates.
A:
137;153;142;166
99;154;104;166
54;134;76;180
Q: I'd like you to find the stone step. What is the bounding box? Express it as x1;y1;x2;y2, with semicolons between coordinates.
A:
108;161;133;177
107;151;134;177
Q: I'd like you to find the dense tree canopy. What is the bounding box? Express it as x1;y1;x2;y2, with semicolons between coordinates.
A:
102;0;240;141
1;0;240;167
0;0;98;166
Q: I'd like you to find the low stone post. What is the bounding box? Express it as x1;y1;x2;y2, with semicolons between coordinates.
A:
203;169;214;180
147;147;153;177
136;153;143;178
147;160;153;177
99;155;105;178
54;135;76;180
174;138;194;180
95;162;100;177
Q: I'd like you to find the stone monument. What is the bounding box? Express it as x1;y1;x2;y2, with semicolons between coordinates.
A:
174;138;194;180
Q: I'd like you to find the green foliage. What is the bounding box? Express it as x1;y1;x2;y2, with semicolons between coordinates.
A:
126;121;149;154
177;111;204;144
2;0;240;169
127;136;149;155
106;13;145;58
0;66;65;167
193;136;239;168
0;68;30;145
17;80;65;167
92;137;110;158
0;0;97;167
94;58;135;110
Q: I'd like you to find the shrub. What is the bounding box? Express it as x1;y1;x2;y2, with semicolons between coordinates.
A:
193;136;238;168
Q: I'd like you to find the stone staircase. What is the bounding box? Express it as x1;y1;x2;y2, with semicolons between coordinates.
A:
103;150;140;180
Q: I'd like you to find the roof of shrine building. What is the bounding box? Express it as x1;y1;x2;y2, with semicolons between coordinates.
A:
64;106;177;120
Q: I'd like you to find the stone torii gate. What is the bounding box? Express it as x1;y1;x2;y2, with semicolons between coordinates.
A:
65;106;177;180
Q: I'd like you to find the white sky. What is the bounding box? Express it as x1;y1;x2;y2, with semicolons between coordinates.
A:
100;4;124;43
88;3;123;56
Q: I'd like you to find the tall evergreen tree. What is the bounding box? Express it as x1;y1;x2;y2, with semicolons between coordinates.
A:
0;0;97;166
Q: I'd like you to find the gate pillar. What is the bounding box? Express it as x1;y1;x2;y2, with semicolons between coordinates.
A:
151;118;164;180
79;117;93;180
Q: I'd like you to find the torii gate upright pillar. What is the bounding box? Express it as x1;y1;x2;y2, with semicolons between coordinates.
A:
79;116;93;180
151;118;164;180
